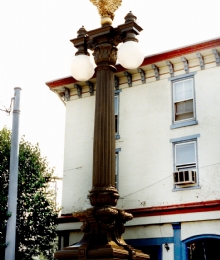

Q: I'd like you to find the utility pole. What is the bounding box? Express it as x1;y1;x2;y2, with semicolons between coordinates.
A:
5;87;21;260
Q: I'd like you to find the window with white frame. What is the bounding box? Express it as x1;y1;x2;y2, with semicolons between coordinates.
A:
173;77;195;122
173;140;198;186
115;149;121;190
175;141;196;171
115;94;119;138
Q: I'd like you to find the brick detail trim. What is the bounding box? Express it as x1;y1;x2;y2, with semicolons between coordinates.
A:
57;200;220;223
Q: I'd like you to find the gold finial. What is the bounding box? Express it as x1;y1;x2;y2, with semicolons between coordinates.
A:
90;0;122;26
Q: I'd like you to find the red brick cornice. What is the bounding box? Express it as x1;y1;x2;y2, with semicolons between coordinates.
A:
57;200;220;224
126;199;220;218
140;38;220;68
46;37;220;89
46;76;77;89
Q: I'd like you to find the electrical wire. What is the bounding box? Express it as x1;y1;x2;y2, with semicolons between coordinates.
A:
122;174;172;198
121;162;220;198
61;160;220;200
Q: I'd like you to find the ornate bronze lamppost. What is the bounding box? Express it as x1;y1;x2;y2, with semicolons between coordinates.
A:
55;1;149;259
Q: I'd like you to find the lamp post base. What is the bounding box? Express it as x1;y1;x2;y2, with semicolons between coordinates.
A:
54;207;150;260
55;245;149;260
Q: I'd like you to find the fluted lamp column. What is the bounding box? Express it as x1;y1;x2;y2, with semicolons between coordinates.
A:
55;1;149;259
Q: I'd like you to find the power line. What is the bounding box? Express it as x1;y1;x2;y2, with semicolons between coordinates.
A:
121;162;220;198
122;174;172;198
62;161;220;199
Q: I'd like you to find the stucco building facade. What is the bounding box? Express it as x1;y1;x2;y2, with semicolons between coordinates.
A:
46;38;220;260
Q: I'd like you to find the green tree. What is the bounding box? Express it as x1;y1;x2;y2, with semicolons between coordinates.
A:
0;127;58;260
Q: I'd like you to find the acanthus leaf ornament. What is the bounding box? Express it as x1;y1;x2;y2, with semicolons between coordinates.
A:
90;0;122;25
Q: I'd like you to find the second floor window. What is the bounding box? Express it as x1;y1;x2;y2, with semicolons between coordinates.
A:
173;141;197;186
170;134;200;189
115;94;119;138
175;141;196;171
173;77;195;122
115;149;121;190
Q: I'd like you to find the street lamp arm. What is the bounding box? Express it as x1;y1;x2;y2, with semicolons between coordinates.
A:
70;12;144;81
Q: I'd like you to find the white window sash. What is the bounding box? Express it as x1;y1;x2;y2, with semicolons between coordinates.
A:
115;152;119;189
175;141;197;168
173;78;194;102
115;153;118;176
114;95;119;116
173;77;195;122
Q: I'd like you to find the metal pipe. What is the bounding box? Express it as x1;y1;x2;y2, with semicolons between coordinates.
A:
5;87;21;260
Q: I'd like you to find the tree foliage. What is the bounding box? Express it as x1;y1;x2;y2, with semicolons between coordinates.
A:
0;127;58;259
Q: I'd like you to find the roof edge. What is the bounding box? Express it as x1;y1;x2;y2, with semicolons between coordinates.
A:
46;37;220;89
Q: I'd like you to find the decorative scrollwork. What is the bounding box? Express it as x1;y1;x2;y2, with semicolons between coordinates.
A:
93;43;117;65
78;207;133;237
88;186;119;206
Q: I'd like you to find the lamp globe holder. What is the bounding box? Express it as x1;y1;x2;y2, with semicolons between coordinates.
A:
117;12;144;69
70;26;95;82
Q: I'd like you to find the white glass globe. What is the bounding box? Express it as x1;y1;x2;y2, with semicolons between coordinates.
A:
118;41;144;69
70;54;95;81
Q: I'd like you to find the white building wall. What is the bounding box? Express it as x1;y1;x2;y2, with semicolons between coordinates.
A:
116;65;220;210
61;55;220;219
117;77;173;209
181;220;220;241
125;211;220;226
55;45;220;259
123;224;173;239
62;95;95;213
195;67;220;200
162;243;174;260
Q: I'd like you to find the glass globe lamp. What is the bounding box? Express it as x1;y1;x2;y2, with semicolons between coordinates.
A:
70;54;95;82
117;41;144;70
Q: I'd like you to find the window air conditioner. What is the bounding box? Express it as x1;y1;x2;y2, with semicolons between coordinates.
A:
173;170;196;184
